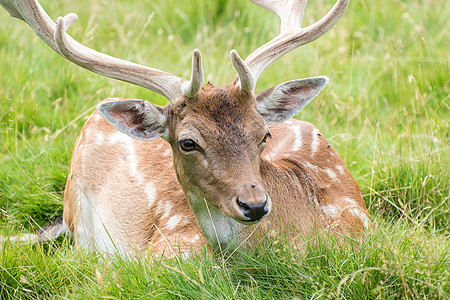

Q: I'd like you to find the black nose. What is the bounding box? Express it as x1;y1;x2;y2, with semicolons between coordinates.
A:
237;198;269;221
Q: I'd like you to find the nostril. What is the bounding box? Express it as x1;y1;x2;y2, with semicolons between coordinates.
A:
237;198;269;221
237;198;250;210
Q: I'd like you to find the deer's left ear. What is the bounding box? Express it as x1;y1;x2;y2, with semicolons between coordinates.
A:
256;76;329;125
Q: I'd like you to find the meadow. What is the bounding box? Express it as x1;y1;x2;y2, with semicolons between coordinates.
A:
0;0;448;298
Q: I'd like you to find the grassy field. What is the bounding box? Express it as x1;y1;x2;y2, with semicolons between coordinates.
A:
0;0;448;298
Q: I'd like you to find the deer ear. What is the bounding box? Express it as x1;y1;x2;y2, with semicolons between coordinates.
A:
98;99;168;141
256;76;329;125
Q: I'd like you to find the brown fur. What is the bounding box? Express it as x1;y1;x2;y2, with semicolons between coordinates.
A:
64;84;369;256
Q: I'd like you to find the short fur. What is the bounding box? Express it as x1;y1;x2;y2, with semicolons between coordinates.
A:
63;82;369;255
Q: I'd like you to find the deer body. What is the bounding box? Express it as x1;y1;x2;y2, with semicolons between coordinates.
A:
64;86;368;255
1;0;369;256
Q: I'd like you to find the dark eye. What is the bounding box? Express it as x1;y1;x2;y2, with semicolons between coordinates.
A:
259;131;271;146
178;139;198;152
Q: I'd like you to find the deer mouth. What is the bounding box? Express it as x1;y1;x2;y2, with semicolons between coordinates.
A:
238;218;265;225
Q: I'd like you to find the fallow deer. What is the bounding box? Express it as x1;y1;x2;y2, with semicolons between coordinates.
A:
1;0;369;256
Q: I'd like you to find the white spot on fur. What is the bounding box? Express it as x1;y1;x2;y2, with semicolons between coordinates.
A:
336;165;345;174
358;213;370;230
325;168;337;179
156;202;172;219
107;131;126;145
163;148;172;157
262;134;285;160
289;124;302;152
311;128;320;155
107;132;144;185
321;204;340;218
342;197;370;229
189;235;200;243
166;215;182;230
304;162;318;173
145;184;156;207
342;196;357;206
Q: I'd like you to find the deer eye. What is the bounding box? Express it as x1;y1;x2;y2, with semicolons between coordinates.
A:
178;139;198;153
259;131;272;146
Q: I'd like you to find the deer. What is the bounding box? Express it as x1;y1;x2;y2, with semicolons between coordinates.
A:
0;0;369;257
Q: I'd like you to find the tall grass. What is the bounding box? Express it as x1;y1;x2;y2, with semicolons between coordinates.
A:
0;0;448;298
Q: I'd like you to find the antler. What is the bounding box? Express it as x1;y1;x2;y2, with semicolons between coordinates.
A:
233;0;349;93
0;0;203;102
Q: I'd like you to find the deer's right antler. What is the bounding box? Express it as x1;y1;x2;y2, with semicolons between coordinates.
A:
233;0;349;93
0;0;203;102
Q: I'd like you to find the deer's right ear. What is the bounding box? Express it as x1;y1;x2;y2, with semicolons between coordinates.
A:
256;76;329;125
98;100;168;141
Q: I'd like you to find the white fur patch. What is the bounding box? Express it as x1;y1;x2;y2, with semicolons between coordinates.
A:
357;213;370;230
163;148;172;157
336;165;345;174
342;196;357;206
342;197;370;229
311;128;320;155
108;132;144;185
285;119;294;125
107;131;126;145
145;184;157;207
189;235;200;243
304;162;319;173
325;168;337;179
156;202;172;219
289;124;303;152
166;215;182;230
321;204;340;218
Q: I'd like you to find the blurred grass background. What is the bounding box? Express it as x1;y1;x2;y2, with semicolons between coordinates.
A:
0;0;448;298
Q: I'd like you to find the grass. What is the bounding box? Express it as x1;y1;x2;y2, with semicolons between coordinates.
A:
0;0;448;298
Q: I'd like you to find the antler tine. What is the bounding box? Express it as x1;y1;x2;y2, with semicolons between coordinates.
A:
1;0;203;102
250;0;307;32
183;49;204;98
243;0;349;86
230;50;255;94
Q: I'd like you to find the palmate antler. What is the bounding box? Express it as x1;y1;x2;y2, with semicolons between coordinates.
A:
233;0;349;93
0;0;203;102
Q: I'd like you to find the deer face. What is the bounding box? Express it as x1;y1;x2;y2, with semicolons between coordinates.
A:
168;83;271;224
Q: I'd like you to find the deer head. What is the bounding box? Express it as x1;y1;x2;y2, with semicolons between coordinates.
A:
0;0;349;225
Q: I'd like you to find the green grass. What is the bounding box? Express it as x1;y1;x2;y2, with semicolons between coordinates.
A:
0;0;448;298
